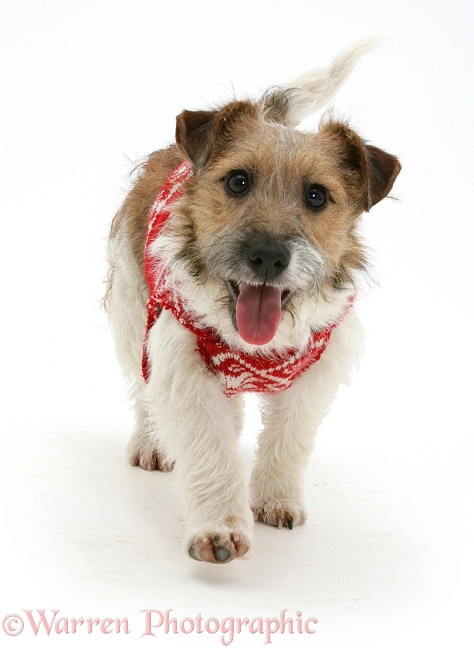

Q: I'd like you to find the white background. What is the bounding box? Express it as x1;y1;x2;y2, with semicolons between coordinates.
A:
1;0;473;646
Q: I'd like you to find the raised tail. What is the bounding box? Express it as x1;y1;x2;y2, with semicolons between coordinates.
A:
262;37;383;126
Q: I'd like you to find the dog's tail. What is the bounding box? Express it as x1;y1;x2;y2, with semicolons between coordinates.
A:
262;37;383;126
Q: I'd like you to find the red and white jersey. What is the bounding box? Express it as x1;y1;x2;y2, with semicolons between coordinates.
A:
142;160;355;398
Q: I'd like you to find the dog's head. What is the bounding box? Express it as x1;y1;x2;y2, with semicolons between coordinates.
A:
167;96;400;347
162;43;401;348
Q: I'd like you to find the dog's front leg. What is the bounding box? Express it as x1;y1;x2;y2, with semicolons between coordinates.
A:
250;367;323;530
251;316;360;530
145;310;253;564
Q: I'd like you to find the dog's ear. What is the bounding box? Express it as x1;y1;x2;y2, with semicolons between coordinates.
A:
320;120;401;210
175;109;218;169
176;101;259;169
364;143;401;208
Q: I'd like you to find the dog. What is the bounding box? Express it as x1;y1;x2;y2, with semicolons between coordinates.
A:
104;39;401;564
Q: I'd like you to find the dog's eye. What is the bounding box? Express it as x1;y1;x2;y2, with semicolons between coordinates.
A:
226;171;250;196
304;184;328;210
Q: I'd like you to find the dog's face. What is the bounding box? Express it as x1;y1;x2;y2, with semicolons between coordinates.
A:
169;100;400;346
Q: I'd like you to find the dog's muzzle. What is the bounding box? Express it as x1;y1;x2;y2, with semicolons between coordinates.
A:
227;241;292;346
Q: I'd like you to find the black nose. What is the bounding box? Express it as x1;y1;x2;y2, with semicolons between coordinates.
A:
245;242;290;280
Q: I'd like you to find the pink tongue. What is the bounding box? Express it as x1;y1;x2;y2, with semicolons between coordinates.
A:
236;284;282;345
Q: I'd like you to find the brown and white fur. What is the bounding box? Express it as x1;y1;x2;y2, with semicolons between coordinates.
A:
104;40;401;564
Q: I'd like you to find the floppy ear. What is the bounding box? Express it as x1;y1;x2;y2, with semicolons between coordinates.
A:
175;101;259;169
365;143;401;208
321;121;401;210
175;109;217;168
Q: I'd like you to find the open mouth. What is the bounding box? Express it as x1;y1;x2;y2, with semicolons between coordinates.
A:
228;281;292;346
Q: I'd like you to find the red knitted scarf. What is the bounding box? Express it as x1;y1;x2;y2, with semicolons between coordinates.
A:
142;160;355;397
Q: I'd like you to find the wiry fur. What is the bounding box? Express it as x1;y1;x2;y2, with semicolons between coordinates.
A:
104;41;400;564
263;37;383;126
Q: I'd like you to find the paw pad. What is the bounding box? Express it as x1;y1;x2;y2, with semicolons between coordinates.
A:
188;532;249;564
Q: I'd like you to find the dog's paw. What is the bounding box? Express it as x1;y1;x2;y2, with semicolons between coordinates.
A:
188;531;250;564
130;447;174;472
251;501;306;530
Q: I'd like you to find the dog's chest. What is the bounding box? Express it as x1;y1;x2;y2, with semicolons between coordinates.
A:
142;161;353;397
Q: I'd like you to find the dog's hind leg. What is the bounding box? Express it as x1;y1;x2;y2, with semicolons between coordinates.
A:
109;362;174;471
126;383;174;472
105;241;173;472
